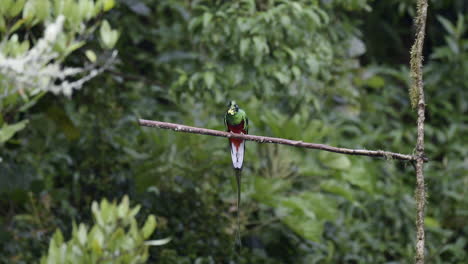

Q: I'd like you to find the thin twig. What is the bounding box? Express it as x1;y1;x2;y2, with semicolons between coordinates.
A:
138;119;426;162
410;0;428;263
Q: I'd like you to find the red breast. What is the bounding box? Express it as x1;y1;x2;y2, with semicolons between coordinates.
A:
227;120;247;134
227;121;247;150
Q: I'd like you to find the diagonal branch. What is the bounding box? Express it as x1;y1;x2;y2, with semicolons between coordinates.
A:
410;0;428;263
139;119;425;162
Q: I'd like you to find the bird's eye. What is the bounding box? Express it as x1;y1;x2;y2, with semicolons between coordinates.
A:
235;104;238;108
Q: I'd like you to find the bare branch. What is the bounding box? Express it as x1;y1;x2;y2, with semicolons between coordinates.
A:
410;0;428;263
138;119;424;162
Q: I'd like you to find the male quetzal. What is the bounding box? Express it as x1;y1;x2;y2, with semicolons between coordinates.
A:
224;100;248;245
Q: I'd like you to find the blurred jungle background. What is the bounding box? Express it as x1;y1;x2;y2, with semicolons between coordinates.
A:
0;0;467;263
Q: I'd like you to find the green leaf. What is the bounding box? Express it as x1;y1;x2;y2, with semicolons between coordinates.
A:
108;227;125;249
22;0;36;21
425;217;440;228
252;36;267;54
252;176;290;206
239;38;249;57
280;15;291;27
280;196;316;219
273;71;290;84
445;36;459;54
130;218;139;240
0;16;5;33
188;16;202;32
100;19;119;49
203;71;215;89
0;0;13;16
90;227;104;253
85;50;97;63
35;0;50;21
92;201;104;226
320;180;355;201
102;0;115;12
455;14;464;37
347;36;366;57
52;229;64;246
275;192;337;242
366;75;385;89
141;215;156;239
282;214;323;242
341;165;375;193
291;2;303;13
118;195;129;218
7;0;26;17
129;205;141;218
77;224;87;246
100;199;111;223
202;12;212;28
77;0;95;21
319;152;351;170
0;120;29;143
65;41;85;56
300;192;338;221
306;55;319;75
292;66;301;79
437;15;455;35
304;8;321;26
282;46;297;61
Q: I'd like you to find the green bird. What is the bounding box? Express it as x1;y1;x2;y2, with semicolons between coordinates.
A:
224;100;248;246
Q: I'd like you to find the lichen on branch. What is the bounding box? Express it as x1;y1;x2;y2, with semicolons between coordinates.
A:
409;0;429;263
0;16;116;99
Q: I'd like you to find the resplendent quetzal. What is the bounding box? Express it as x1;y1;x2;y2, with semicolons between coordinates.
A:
224;100;248;246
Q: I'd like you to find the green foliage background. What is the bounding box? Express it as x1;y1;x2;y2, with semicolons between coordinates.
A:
1;0;467;263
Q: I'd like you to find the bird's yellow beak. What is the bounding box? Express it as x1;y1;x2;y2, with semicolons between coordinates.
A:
228;109;235;115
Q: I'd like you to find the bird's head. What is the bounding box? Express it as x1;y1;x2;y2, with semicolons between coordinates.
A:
227;100;239;115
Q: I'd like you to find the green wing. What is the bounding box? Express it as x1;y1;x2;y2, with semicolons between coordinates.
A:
244;117;249;134
243;114;249;133
224;113;227;131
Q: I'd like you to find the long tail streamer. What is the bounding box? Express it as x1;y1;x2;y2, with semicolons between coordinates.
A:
235;168;242;251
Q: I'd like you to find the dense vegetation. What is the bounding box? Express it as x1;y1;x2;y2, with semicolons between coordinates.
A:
1;0;467;263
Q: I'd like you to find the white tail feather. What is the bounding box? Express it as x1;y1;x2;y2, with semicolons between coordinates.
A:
231;141;245;169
